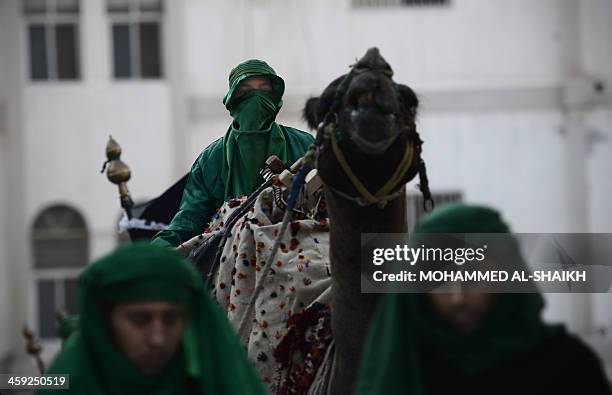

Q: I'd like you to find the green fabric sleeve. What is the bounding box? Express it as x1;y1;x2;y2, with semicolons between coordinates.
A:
151;144;224;248
151;127;312;248
283;126;314;160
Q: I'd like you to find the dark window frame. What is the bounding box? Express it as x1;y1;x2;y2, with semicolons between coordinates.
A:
31;204;88;338
400;0;448;5
353;0;450;7
108;0;164;80
406;191;462;233
24;0;81;82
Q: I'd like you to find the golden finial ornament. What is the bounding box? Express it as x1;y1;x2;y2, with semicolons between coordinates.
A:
22;325;45;374
102;135;134;218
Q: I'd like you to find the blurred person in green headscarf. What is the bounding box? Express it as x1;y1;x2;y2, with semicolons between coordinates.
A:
151;60;314;247
355;203;611;395
36;243;266;395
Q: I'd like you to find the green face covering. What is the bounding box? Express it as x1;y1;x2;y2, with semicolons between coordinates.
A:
228;90;280;131
37;243;266;395
355;204;565;395
221;60;291;198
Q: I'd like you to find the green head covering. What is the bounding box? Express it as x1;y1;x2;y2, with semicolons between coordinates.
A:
221;59;290;197
414;202;511;234
355;204;564;395
223;59;285;108
37;243;266;395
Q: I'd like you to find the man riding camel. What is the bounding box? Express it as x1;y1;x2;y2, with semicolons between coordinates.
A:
152;60;314;248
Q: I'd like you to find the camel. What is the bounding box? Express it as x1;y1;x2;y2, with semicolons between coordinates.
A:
302;47;431;394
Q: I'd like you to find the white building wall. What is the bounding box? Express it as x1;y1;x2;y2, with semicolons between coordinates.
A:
184;0;568;95
0;0;32;373
182;0;606;235
181;0;612;343
182;0;577;170
0;0;179;368
581;0;612;81
0;0;610;375
0;0;13;366
416;110;569;230
20;0;176;262
182;0;573;158
579;0;612;338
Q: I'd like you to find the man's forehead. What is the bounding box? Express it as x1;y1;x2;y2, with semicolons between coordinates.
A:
239;75;271;86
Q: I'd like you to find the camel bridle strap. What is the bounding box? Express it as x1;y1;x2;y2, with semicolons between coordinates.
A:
313;65;434;211
327;123;413;208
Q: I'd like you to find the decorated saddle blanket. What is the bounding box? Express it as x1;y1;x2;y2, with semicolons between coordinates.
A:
208;188;333;394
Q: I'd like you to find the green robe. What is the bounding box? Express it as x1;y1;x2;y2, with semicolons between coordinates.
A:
151;125;313;248
355;204;565;395
36;243;267;395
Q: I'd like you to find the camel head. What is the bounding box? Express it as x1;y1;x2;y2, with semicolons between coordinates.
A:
303;47;425;207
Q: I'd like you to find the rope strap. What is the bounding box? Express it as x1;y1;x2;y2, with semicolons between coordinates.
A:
329;125;413;208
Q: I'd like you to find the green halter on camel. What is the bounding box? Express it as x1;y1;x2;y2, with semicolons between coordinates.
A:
37;243;266;395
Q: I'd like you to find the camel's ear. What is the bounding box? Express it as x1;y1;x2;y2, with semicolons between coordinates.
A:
302;97;321;130
397;84;419;119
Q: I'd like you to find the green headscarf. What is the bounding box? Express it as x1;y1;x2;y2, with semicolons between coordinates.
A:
222;59;289;197
355;203;564;395
37;243;266;395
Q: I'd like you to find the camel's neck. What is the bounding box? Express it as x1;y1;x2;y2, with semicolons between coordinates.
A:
325;186;407;394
